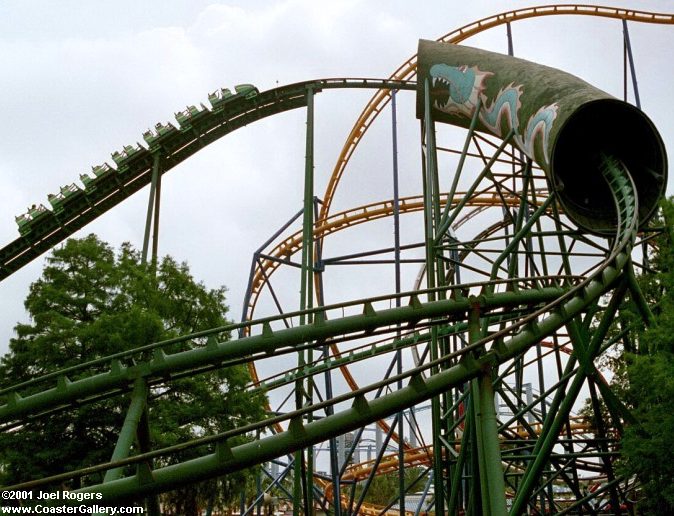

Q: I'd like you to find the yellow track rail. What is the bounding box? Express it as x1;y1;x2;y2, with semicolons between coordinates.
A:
319;4;674;224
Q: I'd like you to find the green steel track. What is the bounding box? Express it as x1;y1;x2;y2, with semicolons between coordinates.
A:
0;282;567;425
0;79;414;282
1;6;670;513
1;156;640;506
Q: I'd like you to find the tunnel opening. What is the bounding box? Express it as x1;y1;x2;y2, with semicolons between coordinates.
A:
551;99;667;234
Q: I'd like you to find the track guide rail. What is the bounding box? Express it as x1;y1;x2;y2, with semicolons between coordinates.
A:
0;79;414;282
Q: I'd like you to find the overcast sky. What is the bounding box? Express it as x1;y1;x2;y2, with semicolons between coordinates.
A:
1;0;673;358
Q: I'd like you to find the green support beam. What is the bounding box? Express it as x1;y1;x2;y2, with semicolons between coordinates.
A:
422;77;446;516
0;286;566;424
469;305;508;516
50;229;634;503
103;380;148;483
295;85;315;516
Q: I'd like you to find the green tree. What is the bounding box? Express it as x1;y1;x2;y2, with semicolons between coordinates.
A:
0;235;265;515
355;466;425;508
611;199;674;514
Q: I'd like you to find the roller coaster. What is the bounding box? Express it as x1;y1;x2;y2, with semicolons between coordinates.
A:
1;4;673;515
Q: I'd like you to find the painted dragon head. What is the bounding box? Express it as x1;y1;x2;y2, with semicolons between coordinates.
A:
429;63;492;119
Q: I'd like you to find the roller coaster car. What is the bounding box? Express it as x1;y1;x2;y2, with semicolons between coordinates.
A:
111;151;125;167
174;110;189;126
143;122;178;148
208;88;233;110
48;184;81;214
234;83;259;100
15;214;31;235
188;104;208;117
123;144;140;157
16;204;49;235
83;165;114;191
91;163;113;179
28;204;48;220
80;173;94;189
111;143;144;173
207;85;257;112
174;103;210;130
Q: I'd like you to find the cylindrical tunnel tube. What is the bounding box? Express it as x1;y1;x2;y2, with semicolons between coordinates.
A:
416;39;667;234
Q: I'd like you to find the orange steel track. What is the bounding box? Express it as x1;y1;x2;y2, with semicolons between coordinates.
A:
246;7;672;505
319;5;674;225
246;191;530;439
322;418;596;514
245;191;535;326
314;335;612;514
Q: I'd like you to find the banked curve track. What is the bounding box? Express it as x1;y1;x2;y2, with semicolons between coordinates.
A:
0;78;414;282
75;156;639;505
319;4;674;224
0;6;669;515
4;5;672;285
0;156;641;510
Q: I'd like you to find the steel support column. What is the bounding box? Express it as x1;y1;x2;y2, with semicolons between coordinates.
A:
469;305;508;516
142;153;162;265
103;379;148;483
295;85;315;516
510;280;629;514
391;89;407;516
622;19;642;109
422;78;446;516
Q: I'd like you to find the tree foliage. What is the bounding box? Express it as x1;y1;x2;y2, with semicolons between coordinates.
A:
355;466;425;508
613;198;674;514
0;235;265;514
